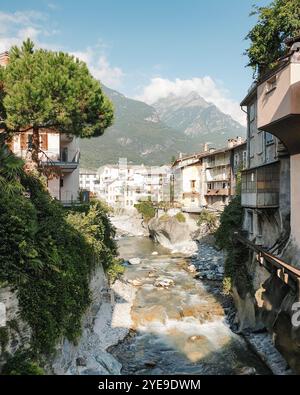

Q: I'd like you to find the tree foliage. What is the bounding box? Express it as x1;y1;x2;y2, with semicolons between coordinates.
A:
246;0;300;77
1;39;114;163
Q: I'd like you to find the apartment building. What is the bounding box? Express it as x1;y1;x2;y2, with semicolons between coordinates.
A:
10;130;80;204
235;37;300;373
97;161;171;209
79;170;100;195
171;138;246;212
0;51;80;205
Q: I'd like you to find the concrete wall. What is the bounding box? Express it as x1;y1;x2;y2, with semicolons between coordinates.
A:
257;60;300;129
61;167;80;203
290;154;300;257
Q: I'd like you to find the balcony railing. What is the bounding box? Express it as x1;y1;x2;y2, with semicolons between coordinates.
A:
241;162;280;208
205;188;230;196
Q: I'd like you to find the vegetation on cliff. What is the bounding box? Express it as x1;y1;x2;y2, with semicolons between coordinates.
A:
246;0;300;77
0;145;118;373
215;190;252;296
134;200;156;222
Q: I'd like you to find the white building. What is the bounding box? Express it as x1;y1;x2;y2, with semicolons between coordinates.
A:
79;170;100;195
96;160;171;209
10;130;80;204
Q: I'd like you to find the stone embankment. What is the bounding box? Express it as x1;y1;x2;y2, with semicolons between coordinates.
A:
49;266;136;375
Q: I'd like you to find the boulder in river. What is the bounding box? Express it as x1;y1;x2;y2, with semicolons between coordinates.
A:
148;216;191;247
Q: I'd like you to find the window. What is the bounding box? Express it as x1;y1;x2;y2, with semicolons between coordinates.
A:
266;75;277;93
265;132;274;145
242;151;247;169
60;178;64;187
248;211;254;234
234;153;239;167
249;102;256;123
191;180;196;189
27;134;33;149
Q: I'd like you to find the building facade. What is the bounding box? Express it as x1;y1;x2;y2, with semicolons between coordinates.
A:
95;161;171;209
236;37;300;373
79;170;100;195
171;138;246;212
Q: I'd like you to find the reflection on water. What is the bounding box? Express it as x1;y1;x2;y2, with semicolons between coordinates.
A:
111;237;270;375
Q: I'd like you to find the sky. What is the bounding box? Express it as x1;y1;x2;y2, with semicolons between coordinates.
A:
0;0;270;125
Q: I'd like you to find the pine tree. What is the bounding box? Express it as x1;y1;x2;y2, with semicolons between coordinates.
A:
1;39;114;166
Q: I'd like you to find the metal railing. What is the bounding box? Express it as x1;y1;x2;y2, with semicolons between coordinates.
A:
235;232;300;300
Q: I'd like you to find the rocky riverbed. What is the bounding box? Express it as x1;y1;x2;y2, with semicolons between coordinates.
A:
107;235;273;375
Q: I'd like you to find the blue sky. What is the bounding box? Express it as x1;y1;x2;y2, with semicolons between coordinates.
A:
0;0;269;124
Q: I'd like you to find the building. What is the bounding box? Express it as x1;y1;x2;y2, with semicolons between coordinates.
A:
171;138;246;212
79;170;100;195
10;130;80;204
0;51;80;205
96;160;171;209
236;36;300;373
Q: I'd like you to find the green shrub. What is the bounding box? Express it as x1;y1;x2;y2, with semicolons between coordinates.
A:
134;201;156;221
215;195;252;295
0;147;118;360
106;258;125;284
0;328;9;353
159;214;171;222
175;212;186;223
2;351;44;375
197;209;218;230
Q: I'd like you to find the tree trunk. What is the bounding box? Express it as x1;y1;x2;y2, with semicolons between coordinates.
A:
32;126;40;165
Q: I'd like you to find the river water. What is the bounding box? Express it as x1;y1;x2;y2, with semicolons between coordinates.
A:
110;236;271;375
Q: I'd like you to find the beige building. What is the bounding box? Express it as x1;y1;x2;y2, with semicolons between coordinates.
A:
172;138;246;212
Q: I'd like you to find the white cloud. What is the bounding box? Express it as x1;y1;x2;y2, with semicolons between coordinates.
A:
0;10;58;52
136;76;246;126
72;48;124;88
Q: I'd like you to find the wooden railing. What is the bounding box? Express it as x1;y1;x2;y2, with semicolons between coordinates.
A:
235;232;300;300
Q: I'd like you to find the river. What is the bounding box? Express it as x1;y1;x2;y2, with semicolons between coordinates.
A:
108;236;271;375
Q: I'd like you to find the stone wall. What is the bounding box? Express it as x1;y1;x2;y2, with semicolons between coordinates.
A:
0;286;31;371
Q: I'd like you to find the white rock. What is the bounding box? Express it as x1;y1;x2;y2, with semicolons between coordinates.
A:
154;278;175;288
152;251;159;256
129;258;141;265
131;279;143;287
187;264;197;273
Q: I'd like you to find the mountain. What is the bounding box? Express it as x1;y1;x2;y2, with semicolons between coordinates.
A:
153;92;246;143
80;85;188;169
79;87;246;169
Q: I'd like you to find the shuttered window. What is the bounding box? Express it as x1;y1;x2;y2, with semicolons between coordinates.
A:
20;133;27;150
40;134;48;150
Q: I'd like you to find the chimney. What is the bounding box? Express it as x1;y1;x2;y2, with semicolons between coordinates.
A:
179;152;183;159
204;143;209;152
0;52;9;67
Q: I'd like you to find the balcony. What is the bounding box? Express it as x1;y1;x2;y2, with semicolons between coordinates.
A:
257;49;300;154
241;162;280;208
205;189;230;196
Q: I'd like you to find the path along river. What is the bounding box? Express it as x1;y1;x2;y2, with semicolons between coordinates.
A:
109;236;271;375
